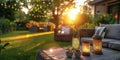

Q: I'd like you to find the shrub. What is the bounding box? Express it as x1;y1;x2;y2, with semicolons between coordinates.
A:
0;18;11;34
92;14;115;26
79;23;95;29
10;22;17;31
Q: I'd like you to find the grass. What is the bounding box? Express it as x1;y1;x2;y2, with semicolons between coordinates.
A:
0;31;71;60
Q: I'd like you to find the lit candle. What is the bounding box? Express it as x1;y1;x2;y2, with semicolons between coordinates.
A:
84;47;89;53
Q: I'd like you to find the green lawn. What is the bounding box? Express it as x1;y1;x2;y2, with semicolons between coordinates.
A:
0;31;71;60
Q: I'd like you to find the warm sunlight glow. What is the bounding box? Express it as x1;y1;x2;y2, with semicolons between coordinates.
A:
74;0;86;7
68;8;80;20
66;0;86;21
22;7;28;14
1;32;53;41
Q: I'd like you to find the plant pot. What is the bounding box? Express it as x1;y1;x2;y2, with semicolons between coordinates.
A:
66;52;73;58
75;51;81;59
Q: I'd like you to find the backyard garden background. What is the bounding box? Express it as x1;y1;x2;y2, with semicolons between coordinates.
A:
0;0;116;60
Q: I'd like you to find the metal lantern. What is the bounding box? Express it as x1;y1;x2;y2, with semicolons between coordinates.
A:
93;35;103;54
82;41;90;56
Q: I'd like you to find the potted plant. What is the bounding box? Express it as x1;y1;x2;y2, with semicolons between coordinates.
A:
65;47;73;58
75;49;81;59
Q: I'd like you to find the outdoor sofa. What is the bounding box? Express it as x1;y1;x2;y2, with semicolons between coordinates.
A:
79;24;120;50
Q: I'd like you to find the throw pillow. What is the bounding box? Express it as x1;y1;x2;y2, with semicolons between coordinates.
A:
100;24;120;39
94;27;106;38
61;26;70;34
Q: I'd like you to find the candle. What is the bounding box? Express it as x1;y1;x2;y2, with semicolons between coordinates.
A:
84;47;89;53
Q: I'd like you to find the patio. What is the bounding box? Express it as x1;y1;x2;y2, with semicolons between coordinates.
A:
36;47;120;60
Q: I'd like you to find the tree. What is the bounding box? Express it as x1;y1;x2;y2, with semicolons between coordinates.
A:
26;0;74;26
51;0;74;28
0;0;21;21
81;0;91;14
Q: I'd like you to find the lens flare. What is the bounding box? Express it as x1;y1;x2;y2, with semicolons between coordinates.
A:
67;0;86;21
68;8;80;20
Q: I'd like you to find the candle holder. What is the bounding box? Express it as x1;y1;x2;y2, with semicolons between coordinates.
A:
93;35;103;55
82;41;90;56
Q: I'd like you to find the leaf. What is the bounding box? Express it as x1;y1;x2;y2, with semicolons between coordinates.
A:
3;43;10;47
0;45;3;49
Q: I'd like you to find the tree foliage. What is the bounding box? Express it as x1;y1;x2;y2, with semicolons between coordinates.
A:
0;0;21;21
92;14;115;26
0;0;75;22
28;0;74;22
0;18;11;33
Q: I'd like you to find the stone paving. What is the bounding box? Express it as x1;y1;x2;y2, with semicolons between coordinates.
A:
36;47;120;60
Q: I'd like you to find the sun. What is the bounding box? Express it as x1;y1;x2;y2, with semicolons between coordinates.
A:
67;0;86;20
67;8;80;20
61;0;86;24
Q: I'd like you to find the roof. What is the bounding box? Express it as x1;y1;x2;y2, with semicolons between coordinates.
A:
89;0;105;5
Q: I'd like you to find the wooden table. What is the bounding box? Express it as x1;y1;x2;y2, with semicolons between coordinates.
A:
36;47;120;60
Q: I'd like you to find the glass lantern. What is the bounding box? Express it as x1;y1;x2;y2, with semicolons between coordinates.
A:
93;35;102;54
72;37;80;50
82;41;90;56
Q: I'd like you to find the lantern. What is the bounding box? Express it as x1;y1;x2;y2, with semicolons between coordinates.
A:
82;41;90;56
72;37;80;50
93;35;103;54
114;13;118;20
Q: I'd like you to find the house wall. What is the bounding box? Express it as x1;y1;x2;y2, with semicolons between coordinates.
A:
95;5;106;15
90;0;120;23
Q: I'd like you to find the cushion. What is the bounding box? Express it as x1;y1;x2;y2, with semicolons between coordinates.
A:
94;27;106;37
109;41;120;50
61;26;70;34
101;24;120;40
